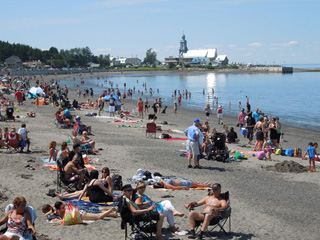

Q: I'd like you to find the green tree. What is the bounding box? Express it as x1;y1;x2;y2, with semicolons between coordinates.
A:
143;48;157;65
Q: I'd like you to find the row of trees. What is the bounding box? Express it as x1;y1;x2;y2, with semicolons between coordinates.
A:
0;41;110;68
0;41;158;68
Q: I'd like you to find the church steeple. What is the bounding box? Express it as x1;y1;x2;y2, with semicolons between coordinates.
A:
179;33;188;57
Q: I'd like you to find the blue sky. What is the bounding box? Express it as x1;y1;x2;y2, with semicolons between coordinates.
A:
1;0;319;64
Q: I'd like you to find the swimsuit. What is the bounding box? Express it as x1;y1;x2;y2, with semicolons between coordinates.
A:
87;180;113;203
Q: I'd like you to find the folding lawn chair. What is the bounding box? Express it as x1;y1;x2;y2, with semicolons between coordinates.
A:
146;123;156;138
56;159;78;193
118;195;159;240
190;191;231;237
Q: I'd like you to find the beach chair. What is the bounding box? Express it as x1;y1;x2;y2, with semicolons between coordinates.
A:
1;204;37;240
118;195;159;240
5;107;15;122
190;191;231;237
56;159;78;193
146;123;156;138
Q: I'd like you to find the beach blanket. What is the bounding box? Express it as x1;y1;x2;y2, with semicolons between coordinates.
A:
95;116;117;119
167;129;185;134
162;138;188;141
238;150;259;155
113;119;140;124
147;185;210;191
116;125;144;128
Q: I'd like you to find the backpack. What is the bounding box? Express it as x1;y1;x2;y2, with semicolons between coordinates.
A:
112;174;123;190
285;149;294;157
162;133;170;139
275;149;282;155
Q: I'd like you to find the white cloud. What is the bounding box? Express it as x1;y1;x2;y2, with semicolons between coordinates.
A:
284;41;298;46
228;44;237;48
245;53;253;56
270;41;298;47
153;48;161;52
249;42;262;47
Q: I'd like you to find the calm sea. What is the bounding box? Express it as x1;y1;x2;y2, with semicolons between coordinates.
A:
62;70;320;130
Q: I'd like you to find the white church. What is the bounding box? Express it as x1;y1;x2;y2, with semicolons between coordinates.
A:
165;34;228;66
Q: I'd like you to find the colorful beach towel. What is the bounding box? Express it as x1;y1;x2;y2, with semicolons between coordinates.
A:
116;125;144;128
162;138;188;141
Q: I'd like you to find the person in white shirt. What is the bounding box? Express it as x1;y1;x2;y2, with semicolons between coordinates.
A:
18;123;31;152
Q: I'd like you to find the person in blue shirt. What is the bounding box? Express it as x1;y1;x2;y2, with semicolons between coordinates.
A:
252;108;261;123
64;108;72;120
185;119;202;169
304;142;317;172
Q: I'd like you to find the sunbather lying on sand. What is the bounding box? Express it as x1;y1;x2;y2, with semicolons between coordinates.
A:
154;178;211;190
44;201;118;222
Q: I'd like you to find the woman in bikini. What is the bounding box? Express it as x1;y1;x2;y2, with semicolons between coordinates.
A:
154;178;211;190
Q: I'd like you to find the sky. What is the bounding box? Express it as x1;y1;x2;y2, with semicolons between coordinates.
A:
0;0;319;64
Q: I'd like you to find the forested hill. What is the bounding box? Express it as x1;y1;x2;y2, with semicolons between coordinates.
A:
0;41;110;67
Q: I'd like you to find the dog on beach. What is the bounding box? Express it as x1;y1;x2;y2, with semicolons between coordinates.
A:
161;106;167;114
148;114;155;119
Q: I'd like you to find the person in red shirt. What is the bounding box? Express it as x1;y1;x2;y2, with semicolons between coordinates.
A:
7;127;22;151
15;90;22;106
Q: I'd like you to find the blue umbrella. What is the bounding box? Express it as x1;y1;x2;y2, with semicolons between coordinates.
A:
103;94;120;101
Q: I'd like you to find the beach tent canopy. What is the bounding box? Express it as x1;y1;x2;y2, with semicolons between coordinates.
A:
103;94;120;101
29;86;44;95
1;79;9;82
0;85;8;90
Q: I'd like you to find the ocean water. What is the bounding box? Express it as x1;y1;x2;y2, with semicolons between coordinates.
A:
62;71;320;130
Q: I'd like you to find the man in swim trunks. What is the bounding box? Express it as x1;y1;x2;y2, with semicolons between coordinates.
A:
64;154;85;189
137;97;144;119
185;183;228;239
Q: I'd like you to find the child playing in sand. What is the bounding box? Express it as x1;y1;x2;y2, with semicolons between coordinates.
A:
42;204;62;222
304;142;316;172
257;141;272;160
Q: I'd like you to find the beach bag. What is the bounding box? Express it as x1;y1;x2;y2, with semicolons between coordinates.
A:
62;202;83;226
285;149;294;157
275;149;282;155
112;174;123;190
234;151;247;159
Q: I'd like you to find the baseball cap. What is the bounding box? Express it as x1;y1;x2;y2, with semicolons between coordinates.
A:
211;183;221;190
194;119;201;123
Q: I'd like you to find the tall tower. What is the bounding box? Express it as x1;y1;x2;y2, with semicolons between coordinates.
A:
179;34;188;57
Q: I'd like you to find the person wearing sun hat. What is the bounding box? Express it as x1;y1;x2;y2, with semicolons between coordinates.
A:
185;119;202;169
185;183;228;239
7;127;23;151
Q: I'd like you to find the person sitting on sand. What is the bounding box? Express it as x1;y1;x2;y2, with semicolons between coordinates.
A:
122;184;164;240
135;181;184;233
0;197;36;239
154;178;211;190
226;127;240;144
77;170;118;203
64;154;86;189
58;141;70;161
0;128;11;149
75;116;92;135
56;110;70;128
55;167;112;201
53;201;118;222
185;183;228;240
81;131;95;151
48;141;58;162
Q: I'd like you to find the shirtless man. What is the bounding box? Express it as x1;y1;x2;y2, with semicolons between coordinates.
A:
185;183;228;239
97;95;103;116
64;154;85;189
81;131;95;150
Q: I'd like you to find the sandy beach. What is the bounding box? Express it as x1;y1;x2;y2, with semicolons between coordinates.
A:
0;72;319;240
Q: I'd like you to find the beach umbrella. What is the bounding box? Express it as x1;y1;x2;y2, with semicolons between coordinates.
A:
1;79;8;82
29;86;44;95
0;85;7;90
103;94;120;101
